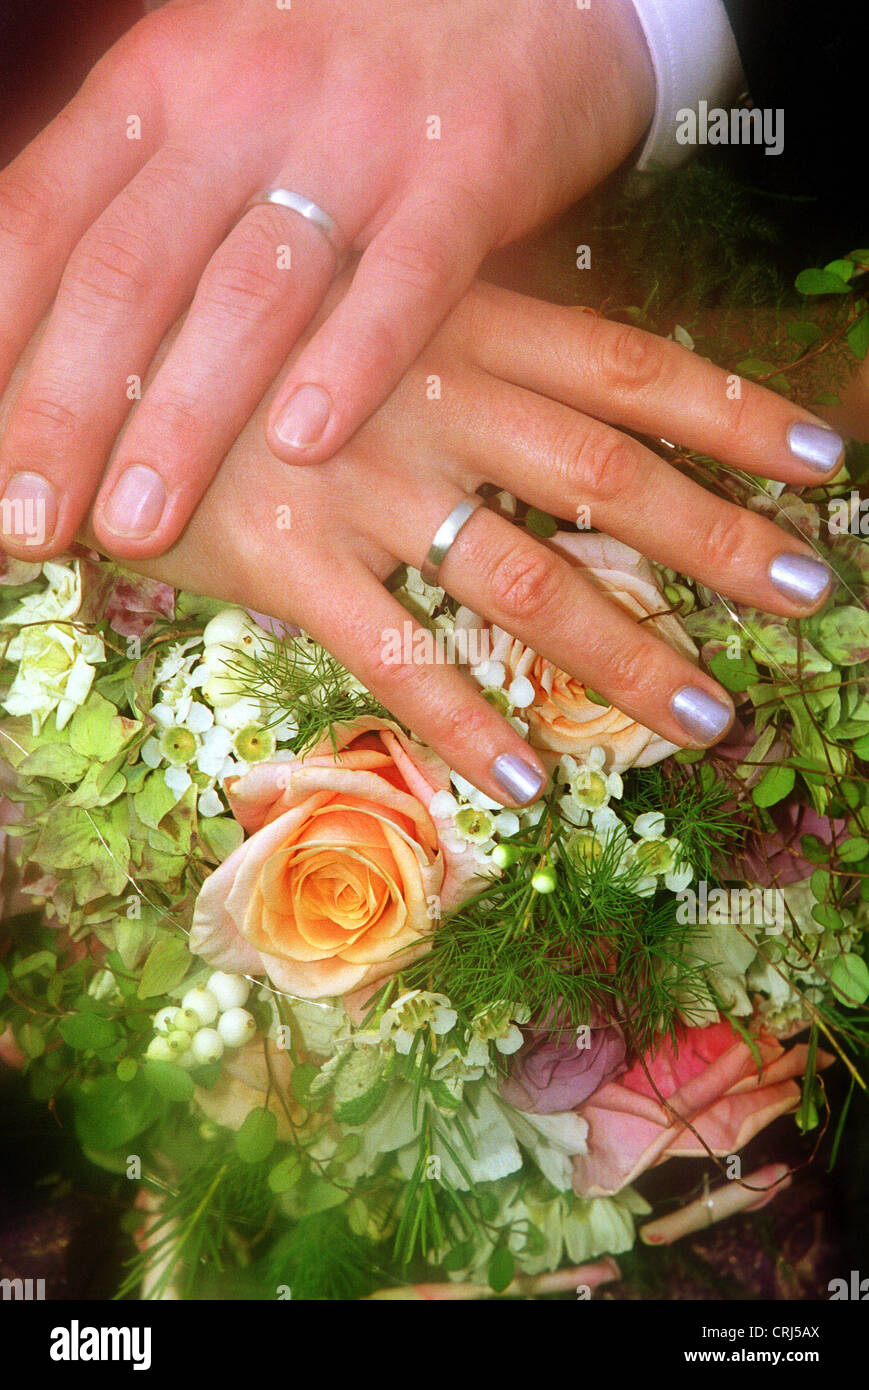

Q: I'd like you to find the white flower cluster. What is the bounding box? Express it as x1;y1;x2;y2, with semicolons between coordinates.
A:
145;972;255;1067
1;560;105;733
140;608;296;817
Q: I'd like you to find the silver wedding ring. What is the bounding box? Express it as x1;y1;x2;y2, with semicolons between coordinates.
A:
250;188;349;265
420;497;483;588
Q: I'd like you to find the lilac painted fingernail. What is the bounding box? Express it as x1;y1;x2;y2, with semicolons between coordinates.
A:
671;686;732;744
788;422;844;474
769;553;833;606
492;754;546;804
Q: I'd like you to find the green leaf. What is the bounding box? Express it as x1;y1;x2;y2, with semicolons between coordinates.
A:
847;310;869;361
68;692;140;762
708;650;760;692
0;962;8;1001
143;1059;195;1102
72;1074;164;1151
829;954;869;1007
525;508;558;538
795;268;852;296
12;949;56;979
786;321;824;348
812;902;844;931
199;814;244;863
59;1012;119;1051
852;732;869;760
290;1062;321;1109
116;1058;138;1082
133;770;182;831
822;259;855;283
816;606;869;666
18;1021;45;1059
18;743;91;782
810;869;831;902
487;1245;515;1294
443;1241;474;1273
234;1106;277;1164
268;1153;304;1194
137;935;191;1000
583;688;610;708
838;836;869;864
752;765;795;808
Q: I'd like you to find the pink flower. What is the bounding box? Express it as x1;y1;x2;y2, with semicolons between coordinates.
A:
500;1019;627;1114
190;717;481;1000
572;1019;828;1197
738;799;847;887
102;572;174;638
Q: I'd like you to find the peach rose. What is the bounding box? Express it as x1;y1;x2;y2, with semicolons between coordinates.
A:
456;533;697;773
190;717;481;999
572;1019;830;1197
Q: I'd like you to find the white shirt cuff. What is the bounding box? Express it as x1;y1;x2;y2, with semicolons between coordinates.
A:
628;0;746;169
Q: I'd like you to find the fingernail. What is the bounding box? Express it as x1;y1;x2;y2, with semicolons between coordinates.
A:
769;552;833;606
0;472;57;547
671;686;732;744
492;753;546;804
102;465;166;538
788;421;843;474
274;384;332;450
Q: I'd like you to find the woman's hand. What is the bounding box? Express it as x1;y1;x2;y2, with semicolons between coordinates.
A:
0;0;656;556
1;281;840;806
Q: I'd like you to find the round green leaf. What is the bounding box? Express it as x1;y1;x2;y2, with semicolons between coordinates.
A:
116;1058;138;1082
59;1012;119;1051
487;1245;515;1294
829;954;869;1007
235;1106;277;1164
143;1059;195;1102
268;1153;304;1194
752;765;795;808
443;1242;475;1273
838;836;868;864
795;268;851;296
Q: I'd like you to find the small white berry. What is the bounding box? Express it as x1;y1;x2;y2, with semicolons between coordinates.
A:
153;1006;181;1036
217;1007;256;1048
191;1028;225;1065
166;1030;193;1056
174;1007;201;1035
181;986;219;1026
207;971;250;1012
146;1036;173;1062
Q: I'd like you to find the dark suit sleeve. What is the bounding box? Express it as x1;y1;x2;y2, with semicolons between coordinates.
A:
720;0;869;218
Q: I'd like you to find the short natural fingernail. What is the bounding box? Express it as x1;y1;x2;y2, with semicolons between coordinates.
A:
0;472;57;547
492;753;546;804
769;552;834;606
788;421;844;474
102;465;166;538
671;686;732;744
274;384;332;450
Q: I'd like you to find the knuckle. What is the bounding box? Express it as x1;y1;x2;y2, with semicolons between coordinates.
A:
607;633;656;695
587;320;669;395
487;540;564;624
199;245;283;325
15;388;82;444
0;169;60;249
375;228;454;298
139;389;203;455
701;507;754;571
61;225;151;318
571;429;641;504
434;695;495;752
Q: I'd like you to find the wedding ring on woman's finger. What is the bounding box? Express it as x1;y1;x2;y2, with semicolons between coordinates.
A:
246;188;349;267
420;496;484;587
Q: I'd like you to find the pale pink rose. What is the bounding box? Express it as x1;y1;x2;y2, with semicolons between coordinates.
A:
572;1019;829;1197
190;718;481;999
455;533;698;773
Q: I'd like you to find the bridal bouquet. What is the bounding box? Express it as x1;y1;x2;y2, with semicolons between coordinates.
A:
1;240;867;1300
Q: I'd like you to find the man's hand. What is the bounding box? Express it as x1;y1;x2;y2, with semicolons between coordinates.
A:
0;0;655;560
